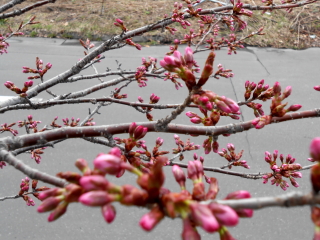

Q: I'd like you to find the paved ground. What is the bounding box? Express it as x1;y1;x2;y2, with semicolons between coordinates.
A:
0;37;320;240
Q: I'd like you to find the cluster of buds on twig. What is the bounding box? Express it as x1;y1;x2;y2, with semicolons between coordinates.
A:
113;18;128;32
214;64;234;79
191;90;240;115
163;72;183;90
230;0;252;30
166;39;180;55
19;177;49;206
167;163;253;239
218;143;250;169
244;79;271;101
37;148;253;239
125;38;142;50
31;147;47;164
0;122;18;136
225;34;245;55
135;66;148;87
111;87;127;99
180;28;201;46
137;94;160;121
4;80;33;97
50;116;62;128
17;115;42;133
270;82;302;117
79;38;95;50
0;34;10;54
62;117;80;127
172;134;200;160
171;2;191;29
262;150;302;190
135;137;169;166
22;57;52;80
160;46;211;91
113;88;128;99
114;122;148;152
251;82;302;129
165;26;177;35
203;136;219;154
141;57;157;71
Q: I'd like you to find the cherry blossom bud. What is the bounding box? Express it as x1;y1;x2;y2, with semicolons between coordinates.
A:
273;82;281;95
282;86;292;99
190;203;219;233
134;125;148;140
181;218;201;240
37;196;64;213
172;165;186;189
79;191;117;206
314;86;320;91
139;205;164;231
287;104;302;112
45;63;52;69
310;138;320;161
184;47;194;69
101;204;116;223
190;117;202;124
38;188;65;200
80;175;109;191
209;203;239;226
94;153;125;175
47;201;69;222
225;190;251;200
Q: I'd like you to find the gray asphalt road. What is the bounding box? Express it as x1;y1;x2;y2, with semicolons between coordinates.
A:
0;37;319;240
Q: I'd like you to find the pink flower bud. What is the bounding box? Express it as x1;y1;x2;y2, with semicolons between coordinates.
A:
133;125;148;140
79;175;109;191
184;47;194;69
47;201;69;222
282;86;292;98
101;204;116;223
216;100;231;114
273;82;281;95
209;203;239;226
190;117;202;124
139;205;164;231
172;165;186;188
45;63;52;69
314;86;320;91
310;138;320;161
190;203;219;233
93;153;124;175
181;218;201;240
108;147;122;158
37;196;64;213
79;191;117;206
225;190;251;200
128;122;137;138
287;104;302;112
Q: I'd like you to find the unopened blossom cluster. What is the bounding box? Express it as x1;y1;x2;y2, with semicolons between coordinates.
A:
172;134;200;161
0;34;10;54
18;115;42;132
31;147;47;164
36;145;253;239
262;150;302;190
19;177;49;206
251;81;302;129
4;80;33;97
137;94;160;121
0;122;18;136
22;57;52;80
214;64;234;79
218;143;250;169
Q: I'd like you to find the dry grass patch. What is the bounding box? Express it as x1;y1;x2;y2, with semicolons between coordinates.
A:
0;0;319;48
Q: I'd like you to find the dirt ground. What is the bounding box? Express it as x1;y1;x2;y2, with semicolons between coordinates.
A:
0;0;320;49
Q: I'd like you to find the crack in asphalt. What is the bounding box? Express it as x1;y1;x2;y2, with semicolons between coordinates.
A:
245;47;271;76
